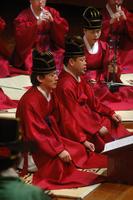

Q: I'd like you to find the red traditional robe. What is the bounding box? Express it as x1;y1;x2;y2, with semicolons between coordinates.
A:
101;6;133;74
0;17;20;109
0;17;10;78
13;6;69;73
0;88;17;109
55;69;131;152
84;40;121;82
16;87;107;190
84;39;133;110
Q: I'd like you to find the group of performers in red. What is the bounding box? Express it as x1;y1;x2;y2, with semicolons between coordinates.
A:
0;0;133;190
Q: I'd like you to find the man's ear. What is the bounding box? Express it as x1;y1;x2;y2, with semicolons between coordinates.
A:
37;75;44;83
69;58;75;66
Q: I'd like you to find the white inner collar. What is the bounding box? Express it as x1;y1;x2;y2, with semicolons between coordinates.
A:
37;86;51;102
30;4;45;20
30;4;39;20
83;35;98;54
64;66;81;82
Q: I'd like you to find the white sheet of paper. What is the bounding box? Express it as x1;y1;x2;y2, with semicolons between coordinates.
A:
102;135;133;153
2;87;27;100
120;73;133;86
0;112;16;119
0;75;31;89
115;110;133;121
51;184;100;198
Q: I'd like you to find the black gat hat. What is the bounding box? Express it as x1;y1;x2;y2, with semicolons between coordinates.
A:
32;50;56;74
83;7;102;30
64;36;85;58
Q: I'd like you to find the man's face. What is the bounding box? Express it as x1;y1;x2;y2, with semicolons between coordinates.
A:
38;70;58;91
30;0;46;10
71;56;87;76
84;29;101;46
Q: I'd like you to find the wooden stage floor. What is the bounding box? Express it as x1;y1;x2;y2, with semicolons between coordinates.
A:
55;183;133;200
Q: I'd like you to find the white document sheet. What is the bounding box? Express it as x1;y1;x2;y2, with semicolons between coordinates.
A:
115;110;133;122
0;75;31;89
102;135;133;153
0;75;31;100
120;73;133;86
2;87;27;100
51;184;100;199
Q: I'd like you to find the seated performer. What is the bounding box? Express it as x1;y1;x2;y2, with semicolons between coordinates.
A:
55;35;131;154
0;117;51;200
0;19;17;110
12;0;69;73
16;50;106;190
0;17;11;77
82;6;121;83
100;0;133;74
82;6;133;110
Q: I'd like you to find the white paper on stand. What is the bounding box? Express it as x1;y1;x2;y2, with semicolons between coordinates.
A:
102;135;133;153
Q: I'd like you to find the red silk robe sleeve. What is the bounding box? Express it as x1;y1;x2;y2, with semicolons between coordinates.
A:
16;91;64;157
54;95;87;143
14;9;38;66
84;80;115;117
98;41;110;82
47;7;69;48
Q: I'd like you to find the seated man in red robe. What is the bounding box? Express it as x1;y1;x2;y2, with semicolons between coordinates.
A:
55;35;131;153
16;49;106;190
100;0;133;73
12;0;69;73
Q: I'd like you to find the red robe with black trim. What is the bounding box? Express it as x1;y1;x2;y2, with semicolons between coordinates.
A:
84;40;133;110
101;6;133;74
16;87;107;190
13;6;69;73
55;70;130;152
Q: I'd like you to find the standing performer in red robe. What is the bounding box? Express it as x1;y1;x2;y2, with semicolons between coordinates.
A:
55;35;131;154
0;17;11;78
12;0;69;73
100;0;133;74
16;50;107;190
82;6;133;110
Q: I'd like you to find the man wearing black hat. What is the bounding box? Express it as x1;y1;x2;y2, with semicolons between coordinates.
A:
16;50;106;190
0;117;51;200
82;6;133;110
82;6;119;83
55;35;130;153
